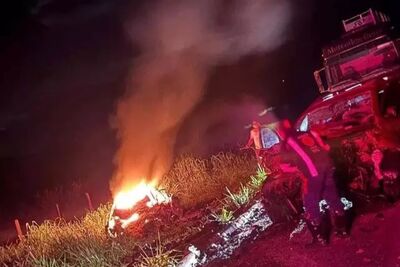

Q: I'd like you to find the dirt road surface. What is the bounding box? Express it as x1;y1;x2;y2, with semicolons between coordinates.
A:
210;201;400;267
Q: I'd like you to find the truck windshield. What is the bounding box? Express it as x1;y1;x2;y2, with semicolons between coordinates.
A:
327;42;398;86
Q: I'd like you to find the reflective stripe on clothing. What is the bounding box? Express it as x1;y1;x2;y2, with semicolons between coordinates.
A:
287;137;319;177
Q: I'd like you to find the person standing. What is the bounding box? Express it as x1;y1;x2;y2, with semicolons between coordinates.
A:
274;121;350;245
243;121;263;163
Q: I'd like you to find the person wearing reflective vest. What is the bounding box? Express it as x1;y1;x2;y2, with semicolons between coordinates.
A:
274;120;350;245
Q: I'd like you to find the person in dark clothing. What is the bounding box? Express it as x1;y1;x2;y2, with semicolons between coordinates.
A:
373;149;400;201
273;120;350;245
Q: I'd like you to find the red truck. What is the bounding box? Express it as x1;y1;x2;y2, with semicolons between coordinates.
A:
295;9;400;144
249;9;400;197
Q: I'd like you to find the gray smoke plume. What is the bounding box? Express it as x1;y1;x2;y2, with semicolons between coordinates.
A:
111;0;291;193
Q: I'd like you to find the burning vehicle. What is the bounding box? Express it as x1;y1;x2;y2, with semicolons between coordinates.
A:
107;182;174;238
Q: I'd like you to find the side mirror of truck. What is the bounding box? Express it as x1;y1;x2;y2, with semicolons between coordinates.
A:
314;68;329;94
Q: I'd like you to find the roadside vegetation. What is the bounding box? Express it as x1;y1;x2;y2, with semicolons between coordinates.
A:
161;151;257;208
0;204;136;266
0;152;261;266
212;165;269;224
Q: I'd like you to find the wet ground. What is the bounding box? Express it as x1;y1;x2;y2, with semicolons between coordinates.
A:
209;199;400;267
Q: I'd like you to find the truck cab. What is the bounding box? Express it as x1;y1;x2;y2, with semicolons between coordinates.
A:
296;9;400;143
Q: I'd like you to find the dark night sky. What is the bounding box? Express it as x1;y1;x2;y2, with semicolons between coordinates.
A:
0;0;399;219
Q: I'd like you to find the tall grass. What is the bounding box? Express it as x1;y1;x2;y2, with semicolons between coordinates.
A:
225;184;254;208
0;152;258;266
0;204;136;266
161;152;257;208
134;233;181;267
221;165;268;216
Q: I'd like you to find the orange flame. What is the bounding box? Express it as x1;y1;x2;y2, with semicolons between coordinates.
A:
108;180;172;237
113;180;171;210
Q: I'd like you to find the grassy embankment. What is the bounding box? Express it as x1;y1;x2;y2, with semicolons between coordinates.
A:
0;152;262;266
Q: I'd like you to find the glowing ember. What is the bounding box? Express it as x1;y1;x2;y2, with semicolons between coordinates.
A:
121;213;140;229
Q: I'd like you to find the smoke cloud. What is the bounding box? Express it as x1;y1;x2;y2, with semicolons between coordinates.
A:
175;98;277;156
111;0;291;193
